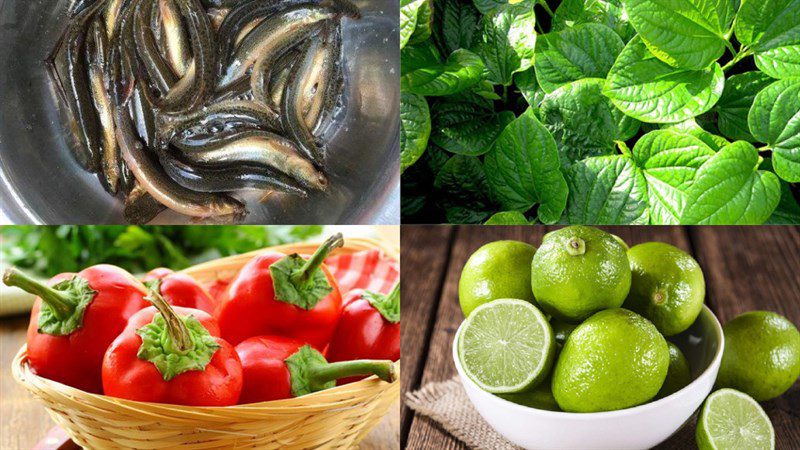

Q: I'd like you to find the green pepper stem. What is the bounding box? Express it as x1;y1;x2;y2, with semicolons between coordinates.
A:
308;359;398;391
145;281;193;354
290;233;344;286
3;268;75;319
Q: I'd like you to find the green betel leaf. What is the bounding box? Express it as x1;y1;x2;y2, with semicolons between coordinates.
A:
400;0;426;49
473;0;526;14
661;120;730;150
632;130;716;224
431;100;516;156
540;78;639;167
401;48;485;96
714;71;775;142
761;158;800;224
483;109;569;223
484;211;531;224
681;141;781;224
604;36;725;123
552;0;636;42
735;0;800;79
480;4;537;86
515;68;546;108
566;155;650;224
400;92;431;173
748;78;800;182
409;0;434;45
535;23;624;93
434;155;494;223
441;0;481;54
620;0;734;70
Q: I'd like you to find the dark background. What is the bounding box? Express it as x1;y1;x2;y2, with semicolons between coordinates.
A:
400;225;800;449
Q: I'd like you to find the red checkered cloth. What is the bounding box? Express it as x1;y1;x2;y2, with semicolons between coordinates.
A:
325;249;399;295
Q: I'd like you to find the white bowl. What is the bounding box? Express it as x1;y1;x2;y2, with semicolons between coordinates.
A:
453;306;724;450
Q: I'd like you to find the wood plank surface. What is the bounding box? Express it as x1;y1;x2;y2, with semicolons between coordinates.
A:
400;225;456;446
402;225;800;450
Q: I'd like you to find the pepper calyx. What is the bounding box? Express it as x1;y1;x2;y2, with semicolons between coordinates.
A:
270;233;344;310
363;284;400;323
136;282;220;381
2;268;96;336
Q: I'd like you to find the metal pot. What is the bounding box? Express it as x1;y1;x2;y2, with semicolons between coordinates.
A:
0;0;399;224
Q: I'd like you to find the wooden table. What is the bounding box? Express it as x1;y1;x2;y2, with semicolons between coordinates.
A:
401;226;800;450
0;226;401;450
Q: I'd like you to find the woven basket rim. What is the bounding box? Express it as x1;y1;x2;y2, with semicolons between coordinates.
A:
12;235;400;413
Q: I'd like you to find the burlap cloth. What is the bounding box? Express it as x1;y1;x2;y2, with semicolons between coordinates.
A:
404;376;697;450
405;376;520;450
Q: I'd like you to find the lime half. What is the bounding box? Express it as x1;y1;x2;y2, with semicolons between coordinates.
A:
458;299;555;393
696;389;775;450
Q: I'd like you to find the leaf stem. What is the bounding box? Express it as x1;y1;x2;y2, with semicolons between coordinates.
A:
537;0;554;17
722;47;752;72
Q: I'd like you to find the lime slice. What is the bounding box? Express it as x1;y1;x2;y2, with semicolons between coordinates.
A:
696;389;775;450
458;299;555;394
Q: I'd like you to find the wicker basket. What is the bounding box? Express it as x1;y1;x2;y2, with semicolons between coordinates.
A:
12;237;400;450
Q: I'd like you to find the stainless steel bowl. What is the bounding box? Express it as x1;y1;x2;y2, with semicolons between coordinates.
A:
0;0;399;224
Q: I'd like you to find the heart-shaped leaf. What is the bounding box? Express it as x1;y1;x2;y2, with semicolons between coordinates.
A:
604;36;725;123
401;47;486;96
400;93;431;173
535;23;624;93
714;71;775;142
552;0;636;42
479;4;538;85
541;78;639;167
483;109;569;222
735;0;800;79
621;0;734;69
748;77;800;182
431;100;516;156
681;141;781;224
565;155;650;224
434;155;494;223
632;130;716;223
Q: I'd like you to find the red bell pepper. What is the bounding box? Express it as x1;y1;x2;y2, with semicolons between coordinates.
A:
142;268;216;314
102;285;242;406
2;265;148;393
326;284;400;384
216;234;345;349
235;335;397;403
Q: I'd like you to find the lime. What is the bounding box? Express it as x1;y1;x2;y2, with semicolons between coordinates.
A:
611;234;629;251
716;311;800;401
624;242;705;336
458;299;555;394
657;342;692;398
696;389;774;450
551;319;577;348
552;308;669;412
531;226;631;322
498;376;561;411
459;240;537;317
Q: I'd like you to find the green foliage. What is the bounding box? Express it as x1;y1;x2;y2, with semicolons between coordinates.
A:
0;226;323;275
400;0;800;224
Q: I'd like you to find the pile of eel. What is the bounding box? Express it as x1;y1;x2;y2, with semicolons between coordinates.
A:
48;0;360;222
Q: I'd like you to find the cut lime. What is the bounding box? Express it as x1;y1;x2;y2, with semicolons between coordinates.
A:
458;299;555;394
696;389;775;450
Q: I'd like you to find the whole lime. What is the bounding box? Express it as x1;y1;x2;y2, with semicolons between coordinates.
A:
459;240;537;317
657;342;692;398
499;376;561;411
552;308;669;412
716;311;800;401
531;226;631;322
623;242;705;336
